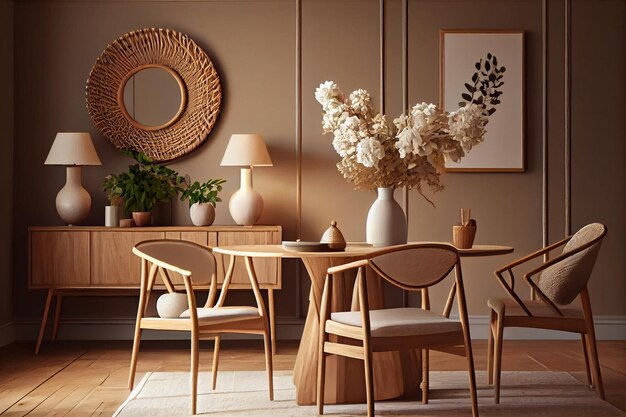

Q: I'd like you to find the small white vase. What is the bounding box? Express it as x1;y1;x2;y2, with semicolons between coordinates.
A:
366;187;408;247
104;206;119;227
189;202;216;226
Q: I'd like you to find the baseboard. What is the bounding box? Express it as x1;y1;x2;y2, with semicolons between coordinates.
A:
3;315;625;343
0;321;17;347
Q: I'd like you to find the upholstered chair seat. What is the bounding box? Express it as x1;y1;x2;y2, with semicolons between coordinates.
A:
330;308;462;337
486;298;583;319
180;306;260;323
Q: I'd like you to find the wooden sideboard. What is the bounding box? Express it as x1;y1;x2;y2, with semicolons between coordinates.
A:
29;225;282;354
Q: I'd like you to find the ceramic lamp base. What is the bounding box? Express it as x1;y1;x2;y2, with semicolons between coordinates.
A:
229;188;263;226
56;166;91;225
229;167;263;226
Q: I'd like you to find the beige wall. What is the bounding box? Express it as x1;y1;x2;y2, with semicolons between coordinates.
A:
1;0;14;327
10;0;626;329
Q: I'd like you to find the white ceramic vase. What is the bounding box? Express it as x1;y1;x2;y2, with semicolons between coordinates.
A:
104;206;119;227
366;187;408;247
189;202;216;226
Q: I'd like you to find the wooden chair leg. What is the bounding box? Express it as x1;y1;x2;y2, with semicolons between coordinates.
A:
263;330;274;401
487;309;495;385
52;294;63;342
35;289;54;355
464;340;479;417
191;330;199;415
363;343;375;417
211;336;220;390
421;349;429;404
581;333;592;387
128;326;142;390
581;288;605;400
268;289;277;355
316;339;327;415
493;313;504;404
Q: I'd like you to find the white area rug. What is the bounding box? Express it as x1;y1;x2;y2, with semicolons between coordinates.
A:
114;370;625;417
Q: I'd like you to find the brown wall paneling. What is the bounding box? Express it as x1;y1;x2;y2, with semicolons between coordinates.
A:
1;0;14;326
570;0;626;315
10;0;626;327
405;0;543;315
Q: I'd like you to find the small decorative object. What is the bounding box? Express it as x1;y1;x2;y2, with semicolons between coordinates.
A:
315;56;503;245
320;220;347;250
441;30;523;171
102;174;123;227
86;28;222;162
112;150;185;227
366;188;407;247
44;132;102;225
119;218;134;228
220;134;273;226
156;293;189;318
181;178;226;226
453;208;477;249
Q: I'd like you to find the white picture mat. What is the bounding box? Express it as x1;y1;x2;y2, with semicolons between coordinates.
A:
442;32;524;171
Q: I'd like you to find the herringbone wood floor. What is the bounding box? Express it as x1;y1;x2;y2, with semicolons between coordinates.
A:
0;340;624;415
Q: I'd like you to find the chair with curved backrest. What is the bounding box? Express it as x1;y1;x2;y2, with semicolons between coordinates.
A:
487;223;607;404
128;240;273;415
317;243;478;417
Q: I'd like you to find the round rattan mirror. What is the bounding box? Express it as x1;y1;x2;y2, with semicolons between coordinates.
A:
120;65;187;131
86;28;222;161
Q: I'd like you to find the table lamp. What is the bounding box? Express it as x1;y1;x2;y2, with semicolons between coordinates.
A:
44;132;102;225
220;134;273;226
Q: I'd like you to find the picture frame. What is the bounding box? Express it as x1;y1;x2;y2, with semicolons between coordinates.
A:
440;30;525;172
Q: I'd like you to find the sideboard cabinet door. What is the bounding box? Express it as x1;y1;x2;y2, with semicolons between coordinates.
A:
216;230;280;288
30;231;90;287
91;231;164;286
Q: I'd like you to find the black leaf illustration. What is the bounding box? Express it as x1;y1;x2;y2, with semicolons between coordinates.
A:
462;93;472;101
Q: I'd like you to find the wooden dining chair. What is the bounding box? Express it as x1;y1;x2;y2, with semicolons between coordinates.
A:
128;239;273;415
487;223;607;404
317;243;478;417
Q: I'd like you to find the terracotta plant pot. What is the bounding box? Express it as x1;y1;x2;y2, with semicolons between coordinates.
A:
132;211;152;227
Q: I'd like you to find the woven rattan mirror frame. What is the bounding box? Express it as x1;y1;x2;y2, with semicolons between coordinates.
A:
86;28;222;162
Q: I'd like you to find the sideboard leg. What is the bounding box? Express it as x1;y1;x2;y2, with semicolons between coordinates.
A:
268;289;277;355
35;289;54;355
52;294;63;341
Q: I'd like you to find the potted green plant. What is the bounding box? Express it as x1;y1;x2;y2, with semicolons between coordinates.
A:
180;178;226;226
101;174;123;227
116;150;184;227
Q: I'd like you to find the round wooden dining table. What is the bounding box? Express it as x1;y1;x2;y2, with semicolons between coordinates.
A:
213;242;513;406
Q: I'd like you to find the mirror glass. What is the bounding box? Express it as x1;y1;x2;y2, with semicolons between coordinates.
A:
123;67;183;128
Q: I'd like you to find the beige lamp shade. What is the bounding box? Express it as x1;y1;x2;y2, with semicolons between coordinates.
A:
44;132;102;166
220;134;273;167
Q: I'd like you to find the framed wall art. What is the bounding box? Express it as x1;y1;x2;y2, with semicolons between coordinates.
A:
440;30;525;172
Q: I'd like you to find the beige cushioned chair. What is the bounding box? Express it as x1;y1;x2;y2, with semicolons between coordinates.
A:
487;223;607;404
317;243;478;417
128;240;273;415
